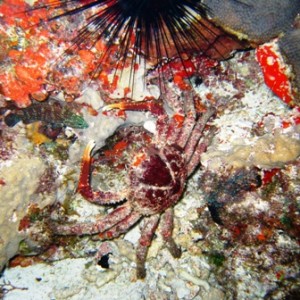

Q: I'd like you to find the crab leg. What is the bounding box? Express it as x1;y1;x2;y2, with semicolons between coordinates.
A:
136;214;160;279
160;208;181;258
176;111;195;149
78;141;128;204
187;126;217;176
184;107;216;165
53;203;133;236
98;211;141;240
157;92;195;146
155;114;171;141
104;99;183;145
154;113;184;146
176;92;197;149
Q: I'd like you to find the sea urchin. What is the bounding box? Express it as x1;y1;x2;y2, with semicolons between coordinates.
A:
32;0;234;85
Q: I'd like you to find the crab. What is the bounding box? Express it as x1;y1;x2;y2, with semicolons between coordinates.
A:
53;91;216;278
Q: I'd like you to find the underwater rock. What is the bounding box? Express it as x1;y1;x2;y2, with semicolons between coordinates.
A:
202;131;300;170
0;155;46;271
201;168;262;225
203;0;300;105
279;28;300;104
203;0;300;43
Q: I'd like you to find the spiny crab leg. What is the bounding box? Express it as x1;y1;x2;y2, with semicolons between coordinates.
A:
136;215;160;279
187;126;217;176
184;107;216;163
98;211;141;240
136;210;181;279
77;141;128;205
155;114;173;143
160;208;181;258
176;92;197;149
53;203;133;236
103;98;187;146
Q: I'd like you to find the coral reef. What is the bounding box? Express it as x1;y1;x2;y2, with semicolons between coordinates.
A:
0;1;300;299
202;130;300;169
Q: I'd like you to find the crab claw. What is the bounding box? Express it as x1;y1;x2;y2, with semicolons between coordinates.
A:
77;141;128;204
77;141;96;197
103;98;164;116
102;102;129;111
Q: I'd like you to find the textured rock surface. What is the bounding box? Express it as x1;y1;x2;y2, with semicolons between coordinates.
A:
203;0;300;43
279;28;300;103
0;155;45;270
